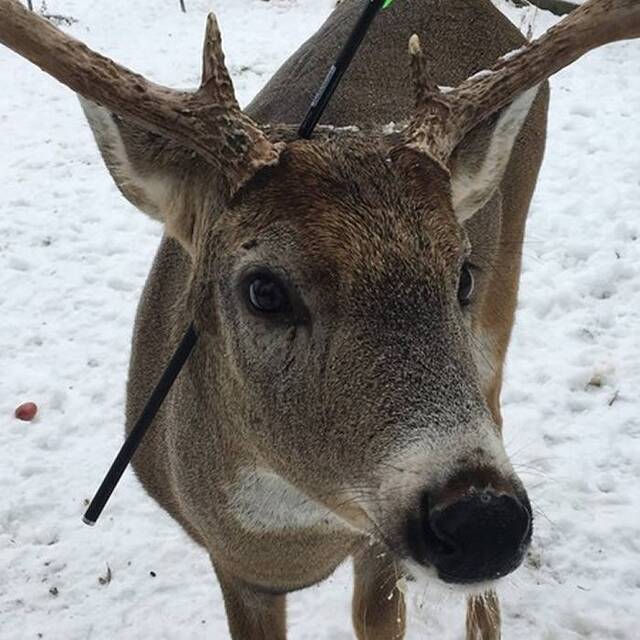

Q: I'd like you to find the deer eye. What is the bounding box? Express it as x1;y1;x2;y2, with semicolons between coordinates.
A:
458;264;474;306
247;272;290;314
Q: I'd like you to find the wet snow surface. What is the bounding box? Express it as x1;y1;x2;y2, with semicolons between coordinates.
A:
1;1;639;638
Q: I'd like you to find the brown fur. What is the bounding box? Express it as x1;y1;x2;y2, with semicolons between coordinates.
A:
5;0;639;636
102;1;549;638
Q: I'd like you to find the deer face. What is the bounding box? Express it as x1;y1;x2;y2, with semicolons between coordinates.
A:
179;134;531;585
80;77;539;586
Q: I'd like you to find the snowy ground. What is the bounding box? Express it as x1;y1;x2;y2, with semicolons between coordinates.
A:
1;1;639;638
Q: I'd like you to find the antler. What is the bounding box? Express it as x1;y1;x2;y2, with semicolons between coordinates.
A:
0;0;283;194
406;0;640;164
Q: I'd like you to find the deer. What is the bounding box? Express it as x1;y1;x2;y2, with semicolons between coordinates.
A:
1;0;638;638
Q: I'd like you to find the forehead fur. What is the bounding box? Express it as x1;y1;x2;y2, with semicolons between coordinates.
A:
225;135;465;284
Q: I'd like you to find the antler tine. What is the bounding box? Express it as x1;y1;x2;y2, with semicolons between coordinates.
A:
408;34;440;107
403;34;456;169
201;13;238;108
0;0;282;193
407;0;640;163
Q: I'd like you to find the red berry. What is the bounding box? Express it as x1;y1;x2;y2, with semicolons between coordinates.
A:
15;402;38;421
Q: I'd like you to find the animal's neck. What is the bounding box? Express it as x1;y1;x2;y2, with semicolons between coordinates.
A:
247;0;527;129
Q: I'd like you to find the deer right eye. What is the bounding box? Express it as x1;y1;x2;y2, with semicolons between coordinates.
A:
246;272;291;315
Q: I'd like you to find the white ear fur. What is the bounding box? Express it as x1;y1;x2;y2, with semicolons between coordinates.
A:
81;97;213;255
80;97;171;222
451;86;540;222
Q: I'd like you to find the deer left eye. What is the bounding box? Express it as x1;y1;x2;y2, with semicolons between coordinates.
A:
458;264;474;306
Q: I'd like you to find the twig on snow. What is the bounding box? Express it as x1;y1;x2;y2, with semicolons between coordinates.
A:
510;0;578;16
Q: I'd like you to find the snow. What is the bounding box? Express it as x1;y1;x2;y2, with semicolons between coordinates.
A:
1;1;639;638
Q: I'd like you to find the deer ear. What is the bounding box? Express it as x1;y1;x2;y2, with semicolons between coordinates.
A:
449;86;540;222
80;98;165;222
80;97;216;254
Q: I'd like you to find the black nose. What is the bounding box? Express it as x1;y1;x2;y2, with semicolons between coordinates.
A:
408;489;532;584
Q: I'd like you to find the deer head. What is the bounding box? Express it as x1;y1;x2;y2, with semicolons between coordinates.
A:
1;0;638;586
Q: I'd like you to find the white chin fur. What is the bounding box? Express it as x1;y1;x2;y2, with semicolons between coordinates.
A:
401;559;499;598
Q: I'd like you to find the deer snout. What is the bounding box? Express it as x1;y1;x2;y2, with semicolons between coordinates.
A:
406;473;532;584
